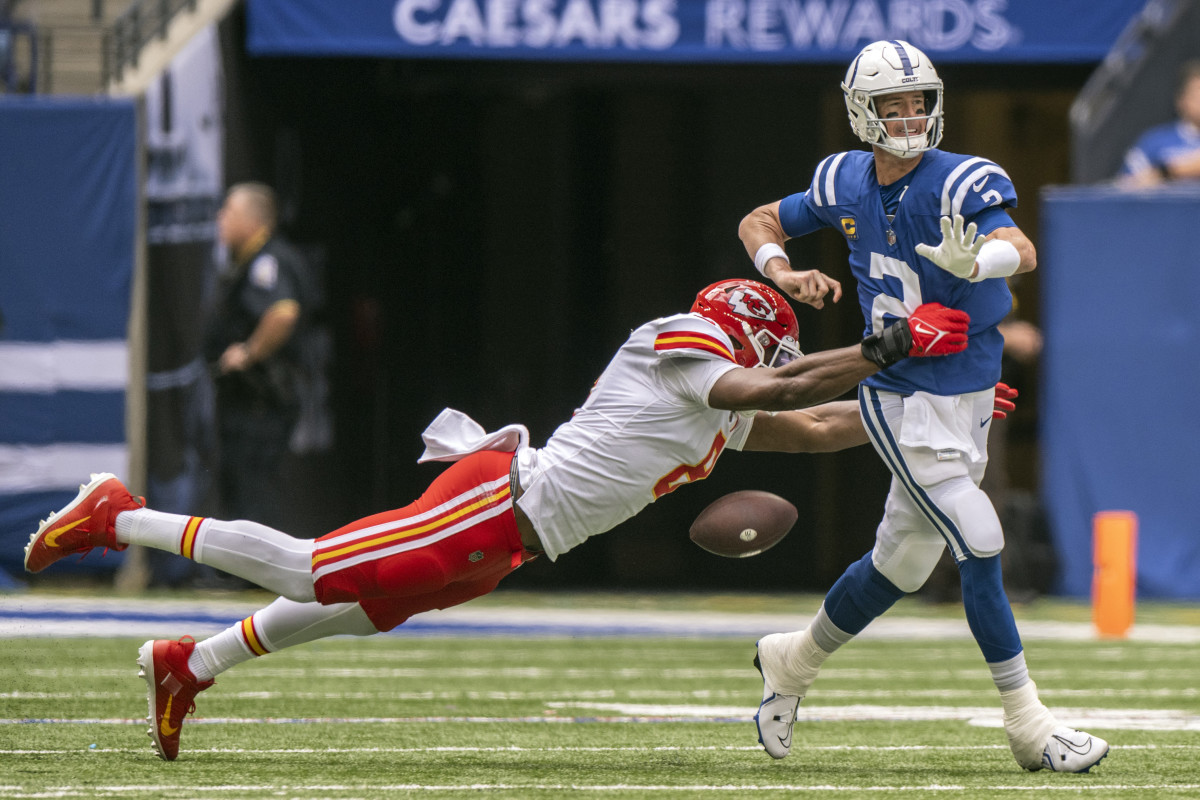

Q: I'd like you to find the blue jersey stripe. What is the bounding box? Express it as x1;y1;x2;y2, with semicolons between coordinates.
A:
811;154;835;206
944;164;1014;218
812;152;848;207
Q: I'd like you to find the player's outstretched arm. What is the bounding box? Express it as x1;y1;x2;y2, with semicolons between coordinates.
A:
743;381;1018;454
742;401;867;453
708;303;970;413
915;215;1036;282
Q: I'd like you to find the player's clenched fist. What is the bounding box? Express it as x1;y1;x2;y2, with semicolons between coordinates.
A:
906;302;970;356
914;214;984;279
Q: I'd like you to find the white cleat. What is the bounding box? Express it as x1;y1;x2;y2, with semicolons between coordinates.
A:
753;640;801;759
1039;727;1110;773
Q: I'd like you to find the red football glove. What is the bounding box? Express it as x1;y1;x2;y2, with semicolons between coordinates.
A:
906;302;970;357
993;381;1018;420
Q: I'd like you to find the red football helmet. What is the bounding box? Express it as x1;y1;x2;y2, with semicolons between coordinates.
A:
691;279;803;368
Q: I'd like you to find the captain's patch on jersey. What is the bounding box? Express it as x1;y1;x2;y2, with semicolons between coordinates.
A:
249;253;279;290
840;216;858;239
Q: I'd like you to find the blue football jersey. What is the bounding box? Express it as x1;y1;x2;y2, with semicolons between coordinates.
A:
1122;120;1200;175
778;149;1017;396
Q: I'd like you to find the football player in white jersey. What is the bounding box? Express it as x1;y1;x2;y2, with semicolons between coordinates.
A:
25;278;969;761
738;40;1108;773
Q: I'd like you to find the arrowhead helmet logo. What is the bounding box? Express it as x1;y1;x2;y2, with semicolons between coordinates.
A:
726;288;776;322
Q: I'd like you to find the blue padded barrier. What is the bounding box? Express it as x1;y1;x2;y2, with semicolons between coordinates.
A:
1040;185;1200;599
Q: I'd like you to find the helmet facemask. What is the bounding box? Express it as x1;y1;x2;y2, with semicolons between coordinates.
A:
857;88;943;158
742;321;804;368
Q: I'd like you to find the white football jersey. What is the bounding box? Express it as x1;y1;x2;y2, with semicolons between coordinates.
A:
516;313;756;560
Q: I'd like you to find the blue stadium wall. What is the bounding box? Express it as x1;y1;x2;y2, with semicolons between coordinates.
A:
0;98;138;584
1040;185;1200;600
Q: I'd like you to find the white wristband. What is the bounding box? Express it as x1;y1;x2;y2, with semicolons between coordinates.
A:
971;238;1020;282
754;243;789;276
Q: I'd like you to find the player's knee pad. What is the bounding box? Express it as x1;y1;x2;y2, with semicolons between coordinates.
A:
872;531;947;593
927;478;1004;558
871;488;946;592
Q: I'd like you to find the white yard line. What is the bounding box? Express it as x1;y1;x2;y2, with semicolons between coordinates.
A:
3;704;1197;731
1;783;1199;795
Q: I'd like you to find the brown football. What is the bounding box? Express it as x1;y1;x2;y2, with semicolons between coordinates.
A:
689;490;798;558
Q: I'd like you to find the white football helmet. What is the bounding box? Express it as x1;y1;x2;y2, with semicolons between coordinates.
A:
842;40;944;158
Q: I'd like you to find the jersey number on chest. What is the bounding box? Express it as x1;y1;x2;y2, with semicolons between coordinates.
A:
652;430;727;499
869;252;923;335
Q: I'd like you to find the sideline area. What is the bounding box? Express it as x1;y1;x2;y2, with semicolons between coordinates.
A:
4;591;1200;643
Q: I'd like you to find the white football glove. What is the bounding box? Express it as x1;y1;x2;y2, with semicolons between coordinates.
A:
915;214;984;280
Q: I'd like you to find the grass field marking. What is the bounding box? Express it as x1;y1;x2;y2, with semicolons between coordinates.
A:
18;662;1200;685
6;703;1199;730
6;686;1197;704
4;783;1200;795
547;700;1200;727
4;743;1199;756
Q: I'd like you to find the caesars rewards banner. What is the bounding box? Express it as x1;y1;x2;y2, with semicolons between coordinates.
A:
247;0;1143;63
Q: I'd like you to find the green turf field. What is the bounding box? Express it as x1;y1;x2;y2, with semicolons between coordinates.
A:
3;592;1198;799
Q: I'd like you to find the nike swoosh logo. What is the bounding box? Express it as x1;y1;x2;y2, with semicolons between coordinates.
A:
777;727;792;749
972;177;989;192
980;417;990;428
43;516;91;548
160;695;179;736
912;322;946;349
1054;733;1092;755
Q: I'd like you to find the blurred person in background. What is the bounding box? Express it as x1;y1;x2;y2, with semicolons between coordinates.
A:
204;182;308;532
24;279;969;761
739;39;1108;773
1120;60;1200;187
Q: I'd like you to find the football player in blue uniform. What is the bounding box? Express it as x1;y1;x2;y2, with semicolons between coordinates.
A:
739;40;1109;773
1120;60;1200;186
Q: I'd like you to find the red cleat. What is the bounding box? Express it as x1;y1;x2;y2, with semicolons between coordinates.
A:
23;473;144;573
137;637;215;761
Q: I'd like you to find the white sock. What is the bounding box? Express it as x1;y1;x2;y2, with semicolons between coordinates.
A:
191;598;378;681
191;519;317;601
115;509;317;601
187;645;223;682
115;508;187;548
1000;679;1059;769
989;651;1031;692
757;628;832;697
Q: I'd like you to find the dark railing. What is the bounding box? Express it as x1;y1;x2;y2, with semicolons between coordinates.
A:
102;0;196;88
1068;0;1192;182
